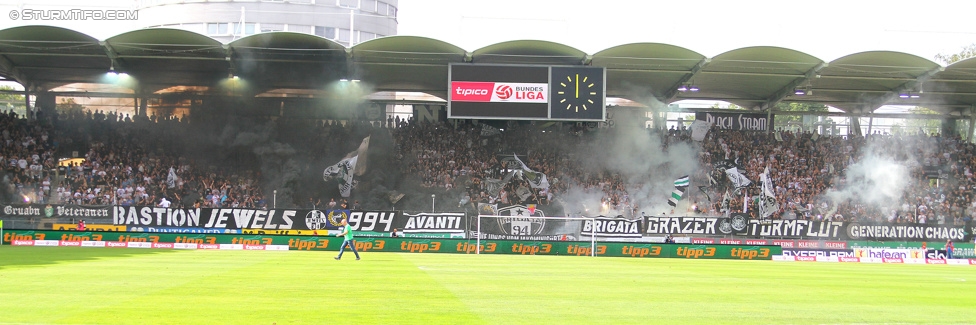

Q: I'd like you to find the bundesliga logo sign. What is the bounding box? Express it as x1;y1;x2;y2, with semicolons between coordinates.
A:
452;81;547;103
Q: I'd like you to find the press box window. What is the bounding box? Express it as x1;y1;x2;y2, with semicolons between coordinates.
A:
207;23;228;35
315;26;336;39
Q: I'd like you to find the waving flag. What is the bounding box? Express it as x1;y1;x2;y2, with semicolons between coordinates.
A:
758;166;779;219
323;136;370;197
513;154;550;189
668;175;690;207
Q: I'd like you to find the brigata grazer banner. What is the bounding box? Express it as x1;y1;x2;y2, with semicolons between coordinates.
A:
644;215;748;235
581;217;642;239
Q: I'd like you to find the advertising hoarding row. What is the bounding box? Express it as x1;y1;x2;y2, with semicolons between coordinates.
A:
1;230;780;259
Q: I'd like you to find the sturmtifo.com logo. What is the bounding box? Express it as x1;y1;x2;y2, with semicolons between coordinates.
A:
9;8;139;21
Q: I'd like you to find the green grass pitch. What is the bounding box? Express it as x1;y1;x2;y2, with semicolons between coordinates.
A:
1;246;974;324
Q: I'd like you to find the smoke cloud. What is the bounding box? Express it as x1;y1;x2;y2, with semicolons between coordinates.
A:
556;124;700;218
818;137;935;218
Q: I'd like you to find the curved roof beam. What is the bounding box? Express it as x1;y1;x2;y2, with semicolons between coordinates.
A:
760;62;828;110
0;54;27;87
867;65;945;112
665;58;710;102
471;40;587;65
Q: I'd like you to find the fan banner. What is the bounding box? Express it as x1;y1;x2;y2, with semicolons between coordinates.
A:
469;205;579;241
644;214;749;236
581;216;643;239
695;112;772;131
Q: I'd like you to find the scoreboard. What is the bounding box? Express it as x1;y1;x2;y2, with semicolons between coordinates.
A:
447;64;606;121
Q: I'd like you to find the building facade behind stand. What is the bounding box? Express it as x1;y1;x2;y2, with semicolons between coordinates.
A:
137;0;398;46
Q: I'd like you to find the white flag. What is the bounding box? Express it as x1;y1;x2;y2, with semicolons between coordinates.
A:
166;167;178;189
690;120;712;142
513;154;550;189
759;166;779;219
721;189;732;217
323;136;370;198
725;167;752;189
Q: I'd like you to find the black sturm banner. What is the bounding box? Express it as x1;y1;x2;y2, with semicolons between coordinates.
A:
469;205;578;240
844;223;971;242
2;204;112;219
746;219;845;239
581;217;642;239
695;112;772;131
398;212;466;234
2;204;113;229
747;219;973;241
644;215;748;235
112;207;400;231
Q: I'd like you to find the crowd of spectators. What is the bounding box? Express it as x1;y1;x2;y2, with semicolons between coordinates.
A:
3;109;270;209
3;107;976;227
392;119;976;226
694;128;975;226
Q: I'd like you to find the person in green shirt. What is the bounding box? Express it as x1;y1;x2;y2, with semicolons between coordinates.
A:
334;218;360;260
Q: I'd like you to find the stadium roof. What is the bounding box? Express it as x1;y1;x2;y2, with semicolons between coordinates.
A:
2;25;975;115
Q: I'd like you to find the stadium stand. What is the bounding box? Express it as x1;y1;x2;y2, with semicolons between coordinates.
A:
1;108;974;228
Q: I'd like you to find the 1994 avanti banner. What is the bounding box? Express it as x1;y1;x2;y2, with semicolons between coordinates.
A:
109;207;467;234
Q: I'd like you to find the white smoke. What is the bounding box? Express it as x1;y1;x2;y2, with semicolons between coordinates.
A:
820;140;922;217
560;125;700;217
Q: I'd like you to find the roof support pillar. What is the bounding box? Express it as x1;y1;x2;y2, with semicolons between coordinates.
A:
99;41;122;72
665;58;710;102
867;66;945;111
968;106;976;143
760;62;827;111
0;54;28;86
23;87;32;121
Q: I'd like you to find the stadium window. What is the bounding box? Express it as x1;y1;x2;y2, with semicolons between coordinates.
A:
362;0;377;12
288;25;311;34
232;23;257;35
339;0;358;8
315;26;336;39
180;23;205;34
208;23;229;35
337;28;350;43
260;23;284;33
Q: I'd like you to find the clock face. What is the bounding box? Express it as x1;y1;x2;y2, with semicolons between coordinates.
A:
556;74;597;112
549;67;605;121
